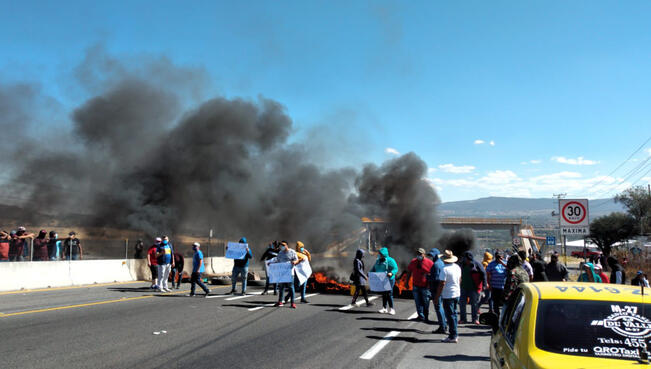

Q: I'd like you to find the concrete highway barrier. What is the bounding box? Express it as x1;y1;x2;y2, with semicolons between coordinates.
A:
0;257;234;292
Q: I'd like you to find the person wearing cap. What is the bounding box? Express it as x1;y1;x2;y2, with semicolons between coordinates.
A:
427;248;447;334
594;264;609;283
434;250;462;343
10;227;34;261
485;251;508;316
190;242;210;296
33;230;49;261
156;236;175;292
63;231;82;260
273;241;300;308
631;271;649;287
371;247;399;315
229;237;252;295
406;248;434;321
545;251;569;282
147;238;161;289
459;251;487;325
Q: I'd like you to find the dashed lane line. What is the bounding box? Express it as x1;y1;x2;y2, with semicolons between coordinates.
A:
359;311;418;360
339;296;379;311
247;293;319;311
225;292;264;301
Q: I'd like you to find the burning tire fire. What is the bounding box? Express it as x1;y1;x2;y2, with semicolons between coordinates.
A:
307;271;413;298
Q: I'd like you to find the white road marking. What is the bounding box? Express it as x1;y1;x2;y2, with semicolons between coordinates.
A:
225;291;264;301
359;311;418;360
205;295;229;299
339;295;379;311
247;293;319;311
359;331;401;360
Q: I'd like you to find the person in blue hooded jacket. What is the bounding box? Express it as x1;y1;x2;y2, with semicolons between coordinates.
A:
371;247;398;315
427;248;448;334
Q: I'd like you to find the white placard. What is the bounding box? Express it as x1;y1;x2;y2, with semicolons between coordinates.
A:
295;260;312;285
225;242;248;259
266;261;294;284
369;272;392;292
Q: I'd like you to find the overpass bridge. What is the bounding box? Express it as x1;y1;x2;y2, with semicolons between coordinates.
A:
440;217;522;236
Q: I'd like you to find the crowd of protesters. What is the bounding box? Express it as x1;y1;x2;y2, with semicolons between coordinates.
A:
0;226;82;262
346;245;638;344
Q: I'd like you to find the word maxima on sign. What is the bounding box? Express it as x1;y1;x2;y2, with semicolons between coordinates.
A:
562;227;590;235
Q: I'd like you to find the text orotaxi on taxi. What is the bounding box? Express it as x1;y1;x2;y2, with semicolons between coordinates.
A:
479;282;651;369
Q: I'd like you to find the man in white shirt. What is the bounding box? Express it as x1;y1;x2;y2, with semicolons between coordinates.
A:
433;250;462;343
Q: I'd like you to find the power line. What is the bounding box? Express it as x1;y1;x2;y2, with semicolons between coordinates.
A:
585;134;651;192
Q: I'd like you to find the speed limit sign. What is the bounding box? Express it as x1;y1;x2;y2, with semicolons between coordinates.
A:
559;199;589;235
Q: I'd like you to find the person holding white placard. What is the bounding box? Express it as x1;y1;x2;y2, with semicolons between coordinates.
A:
295;241;311;303
229;237;252;295
370;247;398;315
274;241;299;308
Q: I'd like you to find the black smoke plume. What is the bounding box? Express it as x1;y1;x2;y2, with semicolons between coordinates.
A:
0;49;441;261
435;229;476;258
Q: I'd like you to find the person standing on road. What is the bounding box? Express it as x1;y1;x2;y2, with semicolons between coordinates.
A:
63;231;82;260
229;237;252;295
33;230;49;261
156;236;175;292
171;251;184;289
371;247;398;315
427;248;447;334
147;238;160;289
351;249;373;307
10;227;34;261
406;248;433;321
545;252;569;282
594;264;609;283
518;250;534;281
459;251;487;325
485;251;507;316
190;242;210;297
434;250;461;343
504;255;529;300
530;253;548;282
607;256;626;284
577;262;602;283
294;241;312;303
260;242;279;295
273;241;299;308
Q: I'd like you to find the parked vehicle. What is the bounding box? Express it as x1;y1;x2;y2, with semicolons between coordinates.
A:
570;249;602;258
481;282;651;368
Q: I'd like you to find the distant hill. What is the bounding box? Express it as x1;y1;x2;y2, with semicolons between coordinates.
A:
439;196;625;226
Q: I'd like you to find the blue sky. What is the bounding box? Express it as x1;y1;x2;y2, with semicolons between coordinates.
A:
1;1;650;202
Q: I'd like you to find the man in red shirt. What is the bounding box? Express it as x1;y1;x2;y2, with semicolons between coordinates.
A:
147;238;161;289
0;231;10;261
406;248;434;321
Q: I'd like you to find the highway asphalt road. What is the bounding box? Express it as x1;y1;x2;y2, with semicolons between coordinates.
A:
0;281;490;368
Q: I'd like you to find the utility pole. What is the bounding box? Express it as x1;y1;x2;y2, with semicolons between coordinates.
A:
553;193;567;264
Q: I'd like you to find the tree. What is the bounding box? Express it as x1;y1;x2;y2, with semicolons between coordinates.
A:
614;185;651;235
588;212;637;257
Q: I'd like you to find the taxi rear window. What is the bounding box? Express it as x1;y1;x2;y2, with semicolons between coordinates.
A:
535;300;651;361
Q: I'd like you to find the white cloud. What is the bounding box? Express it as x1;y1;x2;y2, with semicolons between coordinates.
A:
430;169;637;199
474;139;485;145
521;159;542;165
489;140;495;147
551;156;599;165
428;167;437;173
385;147;400;156
438;163;476;174
646;148;651;156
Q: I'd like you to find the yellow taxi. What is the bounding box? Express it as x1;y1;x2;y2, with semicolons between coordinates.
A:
480;282;651;368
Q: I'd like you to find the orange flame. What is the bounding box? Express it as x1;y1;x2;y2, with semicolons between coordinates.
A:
308;272;351;294
394;271;413;295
